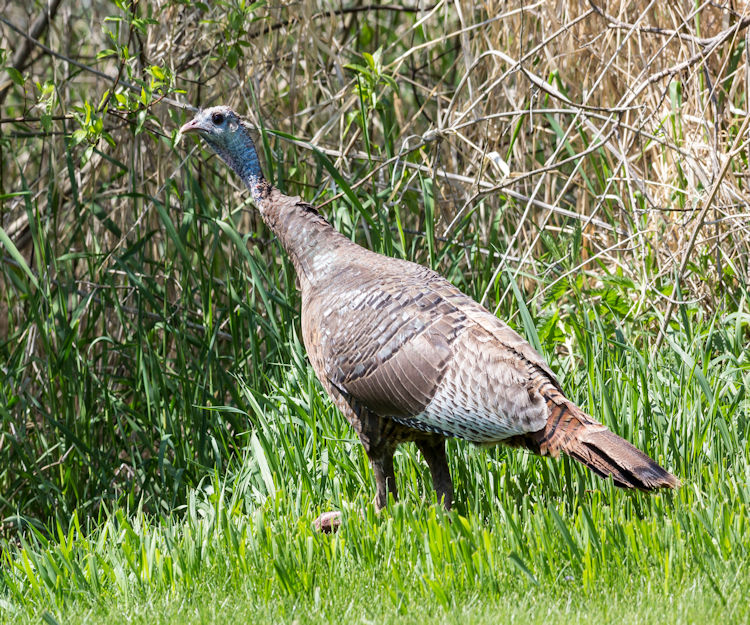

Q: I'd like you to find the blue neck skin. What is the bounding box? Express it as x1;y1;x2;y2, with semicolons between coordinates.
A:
236;142;266;201
209;123;353;289
215;126;268;203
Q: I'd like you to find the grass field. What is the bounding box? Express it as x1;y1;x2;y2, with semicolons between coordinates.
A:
3;300;749;623
1;1;749;623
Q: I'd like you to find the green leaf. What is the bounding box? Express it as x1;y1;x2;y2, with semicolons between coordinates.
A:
6;67;24;87
227;46;238;69
0;225;39;291
506;269;542;353
250;432;275;496
509;551;538;586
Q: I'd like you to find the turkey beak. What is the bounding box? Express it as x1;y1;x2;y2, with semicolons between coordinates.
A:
179;119;203;136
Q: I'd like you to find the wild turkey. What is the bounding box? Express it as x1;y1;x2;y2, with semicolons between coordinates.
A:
180;106;679;530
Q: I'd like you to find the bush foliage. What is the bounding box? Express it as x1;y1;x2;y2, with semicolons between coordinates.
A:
0;0;747;557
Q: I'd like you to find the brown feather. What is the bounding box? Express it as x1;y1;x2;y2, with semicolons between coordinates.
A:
183;108;680;518
506;383;679;490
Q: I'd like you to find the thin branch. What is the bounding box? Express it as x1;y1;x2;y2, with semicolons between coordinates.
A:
248;3;439;40
0;13;192;111
0;0;64;104
652;109;750;354
589;1;750;104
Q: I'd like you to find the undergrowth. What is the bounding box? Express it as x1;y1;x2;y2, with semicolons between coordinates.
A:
0;1;748;622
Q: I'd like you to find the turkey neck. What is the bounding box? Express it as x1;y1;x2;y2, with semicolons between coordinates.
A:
231;131;357;290
259;193;355;289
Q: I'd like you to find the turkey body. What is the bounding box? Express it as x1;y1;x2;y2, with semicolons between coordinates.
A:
180;106;679;529
303;247;552;445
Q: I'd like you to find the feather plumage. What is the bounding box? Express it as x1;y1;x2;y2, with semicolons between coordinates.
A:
181;107;679;528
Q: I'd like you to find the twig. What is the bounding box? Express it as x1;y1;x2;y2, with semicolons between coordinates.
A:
0;0;64;105
652;109;750;355
96;0;139;114
265;126;624;234
248;3;439;40
0;114;74;125
0;13;192;111
591;1;748;47
588;1;750;105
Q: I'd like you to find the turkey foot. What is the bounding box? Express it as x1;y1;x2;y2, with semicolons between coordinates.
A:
313;510;342;533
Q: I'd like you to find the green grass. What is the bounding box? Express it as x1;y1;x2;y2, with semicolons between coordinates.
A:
3;103;750;625
3;116;749;623
2;2;750;621
3;492;749;624
1;291;749;622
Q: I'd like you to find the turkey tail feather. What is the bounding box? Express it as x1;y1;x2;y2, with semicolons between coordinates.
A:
509;388;679;491
565;426;679;490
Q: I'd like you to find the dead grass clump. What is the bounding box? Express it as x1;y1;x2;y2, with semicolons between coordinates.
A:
0;1;748;334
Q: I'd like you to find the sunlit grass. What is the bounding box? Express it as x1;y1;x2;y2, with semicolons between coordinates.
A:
2;1;749;622
2;293;748;622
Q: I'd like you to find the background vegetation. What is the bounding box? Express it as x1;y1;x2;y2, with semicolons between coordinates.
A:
0;0;748;622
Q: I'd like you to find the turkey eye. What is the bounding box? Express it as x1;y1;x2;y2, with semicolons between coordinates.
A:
211;112;225;125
